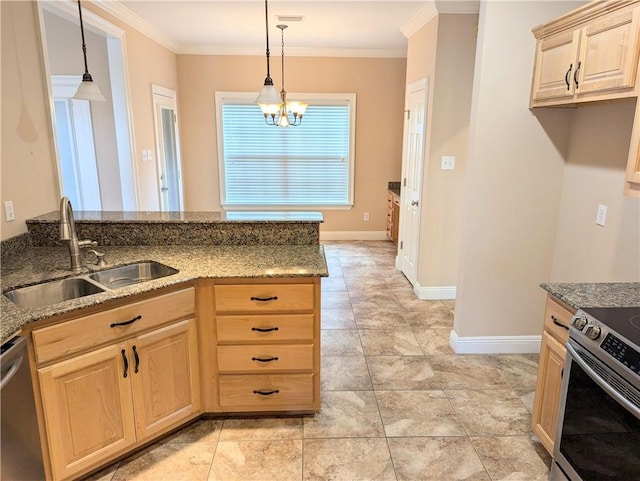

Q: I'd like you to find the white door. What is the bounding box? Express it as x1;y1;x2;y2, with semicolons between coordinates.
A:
152;86;184;211
398;79;427;285
52;76;102;211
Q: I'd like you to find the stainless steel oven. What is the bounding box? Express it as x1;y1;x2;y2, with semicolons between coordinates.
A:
550;307;640;481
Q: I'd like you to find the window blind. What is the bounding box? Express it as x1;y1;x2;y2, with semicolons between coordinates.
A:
220;101;353;207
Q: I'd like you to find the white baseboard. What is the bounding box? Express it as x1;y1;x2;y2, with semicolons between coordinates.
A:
414;281;457;300
449;330;542;354
320;231;388;241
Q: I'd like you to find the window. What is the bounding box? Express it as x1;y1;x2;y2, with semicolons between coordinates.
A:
215;92;355;209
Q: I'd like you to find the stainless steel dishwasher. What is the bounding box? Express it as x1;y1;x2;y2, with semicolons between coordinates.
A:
1;336;45;480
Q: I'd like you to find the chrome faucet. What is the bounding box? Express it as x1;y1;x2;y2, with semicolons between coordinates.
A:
59;197;97;273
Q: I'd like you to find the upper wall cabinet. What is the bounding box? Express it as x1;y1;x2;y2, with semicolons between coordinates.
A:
530;1;640;107
626;96;640;196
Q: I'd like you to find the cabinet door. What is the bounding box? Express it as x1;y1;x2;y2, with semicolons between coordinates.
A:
38;344;135;481
626;96;640;197
531;331;566;454
531;29;580;103
130;318;200;440
576;7;640;96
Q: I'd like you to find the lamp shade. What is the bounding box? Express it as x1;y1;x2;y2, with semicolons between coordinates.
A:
74;77;106;102
256;83;282;115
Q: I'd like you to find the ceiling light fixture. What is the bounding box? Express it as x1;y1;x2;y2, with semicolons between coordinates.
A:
256;1;307;127
73;0;106;102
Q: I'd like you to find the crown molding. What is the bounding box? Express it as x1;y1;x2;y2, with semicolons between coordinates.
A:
177;45;407;59
401;0;480;38
93;0;178;52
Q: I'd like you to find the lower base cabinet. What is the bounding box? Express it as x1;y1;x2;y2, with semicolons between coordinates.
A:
32;287;200;481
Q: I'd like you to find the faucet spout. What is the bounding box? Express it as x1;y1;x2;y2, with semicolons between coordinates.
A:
59;197;96;273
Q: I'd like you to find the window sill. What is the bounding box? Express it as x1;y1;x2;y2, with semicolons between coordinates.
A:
221;204;353;211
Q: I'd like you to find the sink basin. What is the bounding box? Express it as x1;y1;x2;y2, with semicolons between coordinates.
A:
88;262;178;289
4;278;106;309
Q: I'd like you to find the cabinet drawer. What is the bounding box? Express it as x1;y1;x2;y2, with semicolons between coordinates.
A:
217;314;314;342
214;284;314;313
33;287;195;365
218;374;313;410
544;296;574;344
217;344;313;372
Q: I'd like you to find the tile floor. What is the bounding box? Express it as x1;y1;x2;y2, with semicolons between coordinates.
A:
87;241;550;481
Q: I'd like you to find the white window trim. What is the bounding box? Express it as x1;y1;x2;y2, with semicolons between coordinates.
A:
214;91;356;210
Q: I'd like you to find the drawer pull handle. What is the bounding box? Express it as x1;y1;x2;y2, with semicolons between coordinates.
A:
110;315;142;328
121;349;129;378
250;296;278;302
252;356;279;363
253;389;280;396
551;315;569;330
132;345;140;373
252;327;279;333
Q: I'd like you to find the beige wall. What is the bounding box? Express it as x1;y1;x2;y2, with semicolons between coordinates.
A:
176;54;406;232
454;1;581;338
1;1;59;240
551;99;640;282
42;9;123;210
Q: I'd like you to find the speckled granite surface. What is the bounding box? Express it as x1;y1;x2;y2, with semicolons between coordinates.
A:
541;282;640;310
1;232;32;262
27;211;323;246
1;244;328;342
388;182;401;197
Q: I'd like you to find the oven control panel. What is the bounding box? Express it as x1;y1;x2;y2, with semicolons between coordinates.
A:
601;333;640;375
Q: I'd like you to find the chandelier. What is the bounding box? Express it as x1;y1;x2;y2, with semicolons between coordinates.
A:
255;1;307;127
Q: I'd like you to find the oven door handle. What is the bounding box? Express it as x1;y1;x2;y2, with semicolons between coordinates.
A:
566;341;640;418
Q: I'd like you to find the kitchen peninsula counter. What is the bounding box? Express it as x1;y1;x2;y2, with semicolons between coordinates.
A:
1;210;328;342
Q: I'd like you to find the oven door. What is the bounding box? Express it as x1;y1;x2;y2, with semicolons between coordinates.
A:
553;340;640;481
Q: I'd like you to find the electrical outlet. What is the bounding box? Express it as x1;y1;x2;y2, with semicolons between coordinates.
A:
596;204;607;227
363;212;370;221
4;201;15;222
441;156;455;170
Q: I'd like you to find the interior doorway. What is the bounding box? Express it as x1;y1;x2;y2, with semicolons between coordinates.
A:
152;85;184;211
398;78;428;286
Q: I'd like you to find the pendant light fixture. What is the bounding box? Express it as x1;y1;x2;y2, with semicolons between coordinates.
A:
256;1;307;127
73;0;106;102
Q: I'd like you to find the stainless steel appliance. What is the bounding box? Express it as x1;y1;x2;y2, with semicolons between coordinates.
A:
550;306;640;481
1;336;45;480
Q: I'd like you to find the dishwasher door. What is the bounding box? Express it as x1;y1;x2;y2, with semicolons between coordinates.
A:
1;336;45;480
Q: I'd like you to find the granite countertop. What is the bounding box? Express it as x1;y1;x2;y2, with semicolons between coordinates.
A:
541;282;640;310
388;181;401;197
1;244;328;343
27;210;325;224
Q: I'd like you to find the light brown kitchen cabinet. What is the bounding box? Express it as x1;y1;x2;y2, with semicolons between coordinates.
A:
209;278;321;413
32;287;200;481
531;1;640;107
531;295;574;455
386;191;400;244
625;95;640;197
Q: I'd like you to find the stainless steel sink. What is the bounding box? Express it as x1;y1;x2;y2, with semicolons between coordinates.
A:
88;262;178;289
4;278;106;309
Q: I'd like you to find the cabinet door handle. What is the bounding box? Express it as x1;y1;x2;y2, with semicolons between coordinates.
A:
121;349;129;378
252;356;279;363
110;315;142;328
252;327;279;333
565;63;573;90
132;345;140;373
551;315;569;330
250;296;278;302
573;61;581;89
253;389;280;396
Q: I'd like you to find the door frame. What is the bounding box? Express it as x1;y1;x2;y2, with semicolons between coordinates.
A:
397;78;428;287
152;85;184;211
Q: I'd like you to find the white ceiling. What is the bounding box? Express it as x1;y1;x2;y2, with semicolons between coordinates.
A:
95;1;480;57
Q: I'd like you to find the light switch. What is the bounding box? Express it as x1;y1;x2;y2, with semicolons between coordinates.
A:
595;204;607;227
4;201;15;222
441;156;455;170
